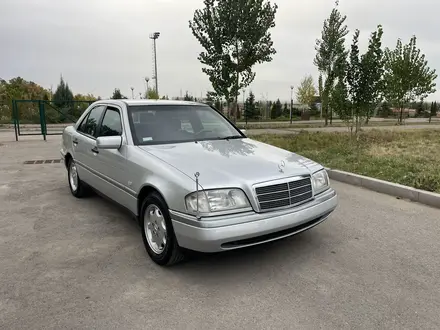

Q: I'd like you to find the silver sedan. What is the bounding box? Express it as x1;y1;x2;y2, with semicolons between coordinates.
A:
61;100;338;266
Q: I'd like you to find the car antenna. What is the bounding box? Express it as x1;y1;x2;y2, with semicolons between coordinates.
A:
194;172;201;219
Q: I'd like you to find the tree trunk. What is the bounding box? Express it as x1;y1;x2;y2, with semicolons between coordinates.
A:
234;37;239;123
399;106;403;124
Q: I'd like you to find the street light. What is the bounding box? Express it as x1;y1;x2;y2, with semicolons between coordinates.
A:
131;87;134;99
290;85;294;124
149;32;160;97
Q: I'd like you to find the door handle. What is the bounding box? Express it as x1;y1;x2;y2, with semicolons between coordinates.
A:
91;147;99;154
72;139;78;146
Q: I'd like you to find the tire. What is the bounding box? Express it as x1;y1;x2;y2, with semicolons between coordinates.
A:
67;158;88;198
140;192;185;266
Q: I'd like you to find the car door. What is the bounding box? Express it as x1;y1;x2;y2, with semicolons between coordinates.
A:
93;105;133;210
73;105;106;188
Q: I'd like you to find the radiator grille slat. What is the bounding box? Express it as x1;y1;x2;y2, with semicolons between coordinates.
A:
255;177;313;211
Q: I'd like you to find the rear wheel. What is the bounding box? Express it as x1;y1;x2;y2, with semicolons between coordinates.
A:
140;192;185;266
67;158;88;198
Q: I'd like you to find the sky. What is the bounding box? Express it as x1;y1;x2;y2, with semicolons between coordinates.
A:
1;0;439;102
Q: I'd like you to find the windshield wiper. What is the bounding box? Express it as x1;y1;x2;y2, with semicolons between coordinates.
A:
219;135;243;140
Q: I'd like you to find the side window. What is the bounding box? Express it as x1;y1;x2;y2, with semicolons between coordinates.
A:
77;113;90;132
79;106;105;137
99;107;122;137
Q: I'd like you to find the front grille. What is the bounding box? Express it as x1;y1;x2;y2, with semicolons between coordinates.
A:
255;177;313;211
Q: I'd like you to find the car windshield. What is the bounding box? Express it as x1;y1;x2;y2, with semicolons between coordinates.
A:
127;104;244;145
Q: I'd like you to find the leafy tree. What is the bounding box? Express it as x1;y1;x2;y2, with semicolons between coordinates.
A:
111;88;127;100
282;102;289;117
244;91;258;120
416;100;425;117
183;91;195;101
429;101;438;123
189;0;278;121
53;76;74;108
205;91;216;106
270;99;282;119
52;76;74;123
378;101;392;118
330;76;351;127
145;87;159;99
314;2;349;125
359;25;384;123
346;25;385;133
383;35;437;123
296;75;317;106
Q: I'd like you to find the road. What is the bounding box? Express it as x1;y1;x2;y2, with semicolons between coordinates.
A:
0;137;439;329
1;123;440;142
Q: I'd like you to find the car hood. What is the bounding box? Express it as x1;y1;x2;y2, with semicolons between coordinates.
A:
138;138;323;188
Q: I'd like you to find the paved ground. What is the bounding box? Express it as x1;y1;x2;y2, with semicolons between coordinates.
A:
1;136;440;329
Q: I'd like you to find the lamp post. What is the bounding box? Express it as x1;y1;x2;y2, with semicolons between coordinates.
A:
149;32;160;97
290;85;294;124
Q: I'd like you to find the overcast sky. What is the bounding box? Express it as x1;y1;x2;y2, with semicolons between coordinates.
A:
1;0;439;102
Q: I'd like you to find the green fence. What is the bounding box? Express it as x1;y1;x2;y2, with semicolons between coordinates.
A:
12;99;94;141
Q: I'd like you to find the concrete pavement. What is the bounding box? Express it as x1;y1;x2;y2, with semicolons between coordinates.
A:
0;137;439;329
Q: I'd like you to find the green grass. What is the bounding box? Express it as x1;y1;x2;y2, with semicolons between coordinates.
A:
253;129;440;193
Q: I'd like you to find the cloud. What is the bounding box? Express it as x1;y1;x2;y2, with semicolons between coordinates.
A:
0;0;438;101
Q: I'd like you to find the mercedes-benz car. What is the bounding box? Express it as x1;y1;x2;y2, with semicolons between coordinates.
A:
60;100;338;266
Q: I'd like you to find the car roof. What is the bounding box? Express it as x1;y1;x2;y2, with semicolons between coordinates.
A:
124;99;205;106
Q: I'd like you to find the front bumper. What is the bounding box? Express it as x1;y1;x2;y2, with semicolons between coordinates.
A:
171;188;338;253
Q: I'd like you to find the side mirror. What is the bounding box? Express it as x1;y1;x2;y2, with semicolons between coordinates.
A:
96;136;122;150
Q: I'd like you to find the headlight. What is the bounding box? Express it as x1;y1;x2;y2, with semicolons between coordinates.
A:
311;169;330;195
185;189;251;215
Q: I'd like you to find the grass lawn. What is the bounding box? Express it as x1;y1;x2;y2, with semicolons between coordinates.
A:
253;129;440;193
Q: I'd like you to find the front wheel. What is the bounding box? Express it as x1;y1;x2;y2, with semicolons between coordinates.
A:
67;158;88;198
140;193;185;266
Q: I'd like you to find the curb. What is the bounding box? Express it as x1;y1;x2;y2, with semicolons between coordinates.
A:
326;168;440;209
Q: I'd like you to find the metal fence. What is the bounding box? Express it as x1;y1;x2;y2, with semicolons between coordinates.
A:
12;100;94;141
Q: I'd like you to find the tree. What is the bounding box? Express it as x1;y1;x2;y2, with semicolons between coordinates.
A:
111;88;127;100
429;101;438;123
296;75;317;106
145;87;159;100
189;0;278;121
346;25;385;134
270;99;282;119
359;25;384;123
378;101;392;118
52;76;74;122
282;102;289;117
183;91;195;101
244;91;258;120
314;2;349;125
383;35;437;123
416;100;425;117
330;76;350;127
53;76;74;108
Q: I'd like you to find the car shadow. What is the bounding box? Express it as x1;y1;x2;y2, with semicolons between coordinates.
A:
168;228;328;282
86;190;330;280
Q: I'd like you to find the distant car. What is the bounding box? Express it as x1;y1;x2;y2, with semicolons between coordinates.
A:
60;100;338;266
